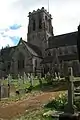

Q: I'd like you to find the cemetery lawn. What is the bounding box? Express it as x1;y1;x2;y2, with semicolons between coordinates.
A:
0;78;68;119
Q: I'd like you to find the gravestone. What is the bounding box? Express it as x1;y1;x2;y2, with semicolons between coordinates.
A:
23;72;27;83
30;73;34;86
28;73;30;81
8;74;12;84
1;85;8;98
18;74;21;86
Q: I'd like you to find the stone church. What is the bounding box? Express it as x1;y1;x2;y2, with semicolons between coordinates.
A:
0;7;80;78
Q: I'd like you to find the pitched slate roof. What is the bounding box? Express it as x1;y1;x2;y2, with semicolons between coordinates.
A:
23;40;42;58
48;31;77;49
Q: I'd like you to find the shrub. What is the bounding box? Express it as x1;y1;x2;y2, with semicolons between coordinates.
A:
44;93;67;111
45;92;80;112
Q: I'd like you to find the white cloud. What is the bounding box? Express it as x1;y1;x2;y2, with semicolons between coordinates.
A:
0;0;80;48
0;35;14;49
0;24;27;49
4;26;27;40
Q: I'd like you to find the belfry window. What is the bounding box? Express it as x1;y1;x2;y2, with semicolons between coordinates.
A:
33;20;35;31
39;18;42;29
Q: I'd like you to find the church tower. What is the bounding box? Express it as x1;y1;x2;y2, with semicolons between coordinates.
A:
27;7;53;56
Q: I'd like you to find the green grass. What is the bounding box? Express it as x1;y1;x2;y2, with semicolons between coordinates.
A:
0;78;47;103
1;77;48;90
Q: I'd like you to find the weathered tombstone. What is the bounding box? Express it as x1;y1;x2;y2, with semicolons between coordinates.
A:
18;74;21;86
28;73;30;81
30;73;34;86
59;67;80;120
33;58;37;76
54;72;58;80
1;85;8;98
38;76;42;88
45;74;47;79
23;72;27;84
7;74;11;97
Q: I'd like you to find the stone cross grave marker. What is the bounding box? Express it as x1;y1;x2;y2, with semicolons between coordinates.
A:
59;67;80;120
67;67;74;114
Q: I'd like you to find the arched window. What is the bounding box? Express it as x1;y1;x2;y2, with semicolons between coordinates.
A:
39;18;42;29
18;52;25;70
18;60;24;69
33;20;35;31
49;19;51;32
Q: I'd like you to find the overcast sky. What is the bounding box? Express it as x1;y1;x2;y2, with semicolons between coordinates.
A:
0;0;80;48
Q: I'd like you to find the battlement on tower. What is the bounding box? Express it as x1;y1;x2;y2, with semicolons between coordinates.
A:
28;7;52;19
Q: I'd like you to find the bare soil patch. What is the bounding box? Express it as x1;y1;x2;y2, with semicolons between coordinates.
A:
0;90;65;120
